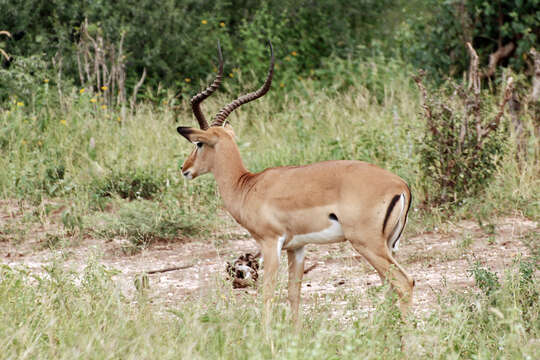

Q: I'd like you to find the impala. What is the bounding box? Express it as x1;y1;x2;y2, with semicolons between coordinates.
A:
176;42;414;325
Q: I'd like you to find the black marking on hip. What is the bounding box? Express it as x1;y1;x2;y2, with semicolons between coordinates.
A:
393;186;412;244
329;213;338;221
382;194;401;234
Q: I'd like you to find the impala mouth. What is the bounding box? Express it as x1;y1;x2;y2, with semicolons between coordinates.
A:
182;170;193;180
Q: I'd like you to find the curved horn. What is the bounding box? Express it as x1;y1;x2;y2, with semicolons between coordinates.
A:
211;41;274;127
190;41;224;130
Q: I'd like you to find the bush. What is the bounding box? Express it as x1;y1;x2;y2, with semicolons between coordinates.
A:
414;47;514;206
91;198;210;247
400;0;540;79
0;54;62;106
91;168;164;201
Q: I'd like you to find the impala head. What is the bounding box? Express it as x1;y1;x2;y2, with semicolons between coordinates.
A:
177;41;274;180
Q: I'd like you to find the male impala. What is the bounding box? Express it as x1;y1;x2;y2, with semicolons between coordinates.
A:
177;42;414;325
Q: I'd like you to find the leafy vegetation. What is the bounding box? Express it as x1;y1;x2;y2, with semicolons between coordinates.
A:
414;69;512;205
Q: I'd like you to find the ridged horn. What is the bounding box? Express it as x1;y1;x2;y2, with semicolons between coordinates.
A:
190;41;224;130
211;41;274;127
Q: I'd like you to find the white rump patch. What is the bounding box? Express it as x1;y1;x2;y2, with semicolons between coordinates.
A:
284;219;345;250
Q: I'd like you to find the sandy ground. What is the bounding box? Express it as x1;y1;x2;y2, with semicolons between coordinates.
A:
0;199;537;317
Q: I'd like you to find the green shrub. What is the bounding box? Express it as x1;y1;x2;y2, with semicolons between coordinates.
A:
0;54;63;107
469;262;501;297
400;0;540;79
414;66;513;205
91;198;210;247
91;168;164;201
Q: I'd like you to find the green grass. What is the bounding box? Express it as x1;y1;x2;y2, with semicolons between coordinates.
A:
0;258;538;359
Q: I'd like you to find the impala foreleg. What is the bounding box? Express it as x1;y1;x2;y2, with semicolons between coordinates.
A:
287;246;305;327
260;239;280;329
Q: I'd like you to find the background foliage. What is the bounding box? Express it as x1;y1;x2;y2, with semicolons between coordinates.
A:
1;0;537;93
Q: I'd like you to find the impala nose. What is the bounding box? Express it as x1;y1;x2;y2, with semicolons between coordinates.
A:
182;170;191;178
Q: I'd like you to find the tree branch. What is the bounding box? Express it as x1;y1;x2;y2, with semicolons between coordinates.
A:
477;77;514;148
414;70;439;137
484;42;515;78
130;67;147;112
530;48;540;102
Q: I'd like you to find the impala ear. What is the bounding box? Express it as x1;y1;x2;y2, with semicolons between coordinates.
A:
176;127;217;145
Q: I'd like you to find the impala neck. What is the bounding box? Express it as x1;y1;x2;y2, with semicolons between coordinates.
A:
211;142;250;219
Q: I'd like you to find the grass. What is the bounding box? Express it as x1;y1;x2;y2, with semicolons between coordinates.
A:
0;257;538;359
0;55;539;358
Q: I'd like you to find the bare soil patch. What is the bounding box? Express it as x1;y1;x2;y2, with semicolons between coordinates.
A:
1;199;537;316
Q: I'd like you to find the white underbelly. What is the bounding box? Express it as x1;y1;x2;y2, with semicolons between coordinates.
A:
283;219;346;250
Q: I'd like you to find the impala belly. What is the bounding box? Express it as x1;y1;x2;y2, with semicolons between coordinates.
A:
283;218;345;250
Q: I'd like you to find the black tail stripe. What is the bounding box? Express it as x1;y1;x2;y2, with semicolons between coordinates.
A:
382;194;401;234
392;186;413;247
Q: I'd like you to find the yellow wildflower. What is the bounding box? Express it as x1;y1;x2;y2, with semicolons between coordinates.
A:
37;140;42;146
60;119;67;125
219;22;225;27
291;51;298;56
280;82;285;88
116;116;122;123
79;88;85;94
101;85;108;91
185;78;191;83
101;105;107;110
201;20;208;25
229;73;234;78
44;79;49;83
90;98;97;103
17;102;24;107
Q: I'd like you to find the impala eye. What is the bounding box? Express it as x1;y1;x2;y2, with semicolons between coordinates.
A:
196;142;203;148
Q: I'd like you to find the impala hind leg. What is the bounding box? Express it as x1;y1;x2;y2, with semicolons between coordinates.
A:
349;237;414;314
287;247;306;327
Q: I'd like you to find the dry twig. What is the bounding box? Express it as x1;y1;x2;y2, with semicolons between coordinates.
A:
414;70;439;137
146;263;194;274
530;48;540;103
476;77;514;148
130;67;147;112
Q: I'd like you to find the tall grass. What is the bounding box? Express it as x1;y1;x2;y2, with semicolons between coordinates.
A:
1;257;538;359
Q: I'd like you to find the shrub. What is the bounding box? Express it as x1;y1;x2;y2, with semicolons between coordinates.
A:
91;198;210;247
91;168;164;201
468;262;501;297
414;44;514;206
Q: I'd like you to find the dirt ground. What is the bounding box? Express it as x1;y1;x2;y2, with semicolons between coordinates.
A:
0;199;537;317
